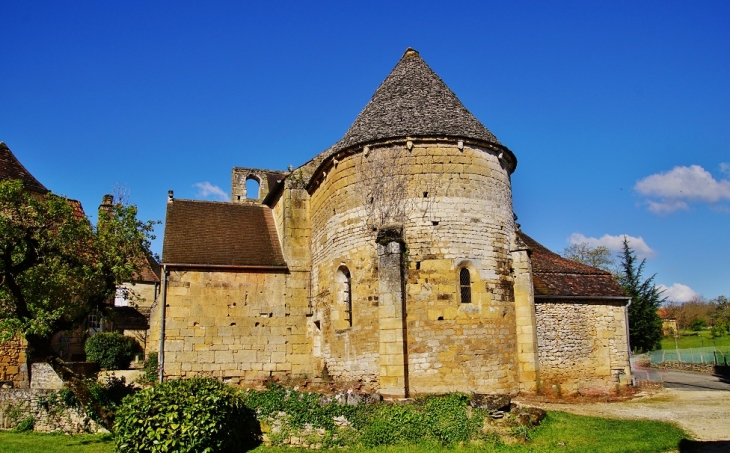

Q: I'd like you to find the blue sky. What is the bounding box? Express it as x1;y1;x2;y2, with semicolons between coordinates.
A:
2;1;728;301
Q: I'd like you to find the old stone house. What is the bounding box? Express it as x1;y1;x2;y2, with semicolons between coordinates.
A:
155;48;631;397
0;143;160;386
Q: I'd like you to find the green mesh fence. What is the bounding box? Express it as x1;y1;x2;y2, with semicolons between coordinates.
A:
650;347;730;365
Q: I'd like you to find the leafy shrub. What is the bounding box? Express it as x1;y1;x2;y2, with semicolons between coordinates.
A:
241;386;488;448
90;375;137;411
358;403;425;446
358;394;484;447
138;352;158;384
114;377;260;453
422;393;484;445
49;376;136;424
13;416;34;432
689;318;707;331
84;332;139;369
710;325;726;339
240;383;364;432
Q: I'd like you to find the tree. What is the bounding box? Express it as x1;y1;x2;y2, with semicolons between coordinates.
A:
663;296;714;330
709;295;730;336
0;179;156;430
561;242;617;273
617;236;664;353
354;146;412;232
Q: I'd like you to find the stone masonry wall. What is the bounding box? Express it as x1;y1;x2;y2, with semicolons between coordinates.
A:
308;140;519;394
0;336;28;388
535;300;630;394
157;269;313;384
0;388;103;433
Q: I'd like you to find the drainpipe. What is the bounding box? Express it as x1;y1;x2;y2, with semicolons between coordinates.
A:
625;298;633;383
158;264;168;383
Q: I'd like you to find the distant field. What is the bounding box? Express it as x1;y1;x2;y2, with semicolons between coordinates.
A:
660;330;730;351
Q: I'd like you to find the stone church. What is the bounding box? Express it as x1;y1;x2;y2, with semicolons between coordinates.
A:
154;49;631;397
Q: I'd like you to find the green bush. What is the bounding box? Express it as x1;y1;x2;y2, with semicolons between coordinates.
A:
690;318;707;331
84;332;139;370
114;377;260;453
358;403;425;446
12;416;34;432
49;376;136;425
422;393;484;445
240;386;488;448
139;352;158;384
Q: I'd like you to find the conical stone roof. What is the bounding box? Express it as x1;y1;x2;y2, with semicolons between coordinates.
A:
331;48;503;153
0;142;48;193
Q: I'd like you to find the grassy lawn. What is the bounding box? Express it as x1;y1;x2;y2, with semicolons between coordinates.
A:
0;412;688;453
0;432;115;453
660;329;730;351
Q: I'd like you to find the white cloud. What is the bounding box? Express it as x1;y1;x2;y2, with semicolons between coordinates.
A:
568;233;656;259
721;162;730;178
193;182;230;201
634;165;730;213
656;283;699;303
645;199;689;215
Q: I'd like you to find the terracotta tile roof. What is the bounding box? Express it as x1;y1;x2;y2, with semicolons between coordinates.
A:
518;231;628;299
162;199;286;268
65;198;87;219
0;142;48;193
331;48;505;153
133;254;161;283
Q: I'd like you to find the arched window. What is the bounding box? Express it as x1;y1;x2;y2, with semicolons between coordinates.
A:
459;268;471;304
336;267;352;326
245;176;260;199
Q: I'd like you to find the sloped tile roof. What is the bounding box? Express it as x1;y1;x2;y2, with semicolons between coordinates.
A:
0;142;48;193
331;48;503;153
162;199;286;268
518;231;628;299
65;198;87;219
134;254;161;283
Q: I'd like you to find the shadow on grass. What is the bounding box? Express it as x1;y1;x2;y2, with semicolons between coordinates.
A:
679;439;730;453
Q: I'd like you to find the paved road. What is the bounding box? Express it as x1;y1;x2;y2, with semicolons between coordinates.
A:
632;366;730;391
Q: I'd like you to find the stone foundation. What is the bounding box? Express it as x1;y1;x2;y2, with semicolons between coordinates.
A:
0;389;104;433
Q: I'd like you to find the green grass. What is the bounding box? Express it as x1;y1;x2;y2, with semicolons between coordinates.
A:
0;432;115;453
660;329;730;351
0;412;689;453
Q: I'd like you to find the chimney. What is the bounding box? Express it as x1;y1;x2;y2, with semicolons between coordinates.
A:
98;194;114;217
168;190;174;203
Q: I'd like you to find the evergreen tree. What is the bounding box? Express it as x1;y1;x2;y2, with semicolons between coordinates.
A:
618;237;664;353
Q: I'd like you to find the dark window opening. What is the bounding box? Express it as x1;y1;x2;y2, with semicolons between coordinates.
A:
337;267;353;327
460;268;471;304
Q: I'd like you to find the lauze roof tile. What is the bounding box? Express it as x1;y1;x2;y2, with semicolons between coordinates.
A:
0;142;48;193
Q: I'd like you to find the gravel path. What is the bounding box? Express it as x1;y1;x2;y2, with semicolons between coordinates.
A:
526;388;730;442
